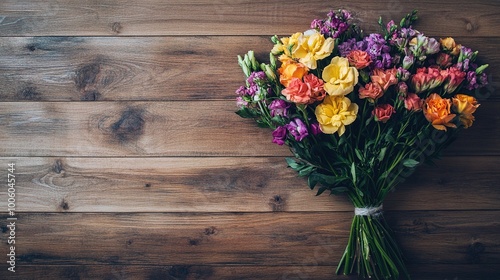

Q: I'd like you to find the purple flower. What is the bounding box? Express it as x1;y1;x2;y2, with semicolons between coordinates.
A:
286;118;309;141
340;9;352;20
465;71;488;91
310;122;321;136
465;71;477;90
397;67;411;81
247;84;258;96
272;126;287;146
338;38;358;57
460;46;473;60
425;37;440;55
310;10;352;38
386;20;396;33
236;96;248;108
268;99;290;117
403;55;414;70
235;86;247;96
381;53;393;68
247;71;267;85
340;33;394;69
397;82;408;95
457;59;471;72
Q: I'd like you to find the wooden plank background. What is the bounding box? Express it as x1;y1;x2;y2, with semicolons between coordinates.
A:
0;0;499;279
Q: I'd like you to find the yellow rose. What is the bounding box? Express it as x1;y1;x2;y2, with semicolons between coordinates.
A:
452;94;480;128
440;37;461;56
278;32;302;57
315;95;358;136
293;30;335;69
322;56;359;96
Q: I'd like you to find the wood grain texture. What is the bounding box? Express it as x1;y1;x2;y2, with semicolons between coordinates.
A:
0;156;498;213
0;36;498;101
0;212;498;266
0;0;499;37
0;101;498;157
1;0;499;278
2;264;499;280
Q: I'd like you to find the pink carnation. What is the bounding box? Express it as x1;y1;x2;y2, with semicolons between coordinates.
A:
411;67;448;93
282;78;311;104
371;68;398;91
373;104;395;123
404;93;423;111
303;74;326;103
443;67;466;94
282;74;325;104
359;82;383;101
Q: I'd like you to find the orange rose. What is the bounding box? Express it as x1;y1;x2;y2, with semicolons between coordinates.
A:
423;93;457;131
440;37;462;56
347;50;372;69
278;56;309;87
371;68;397;92
452;94;480;128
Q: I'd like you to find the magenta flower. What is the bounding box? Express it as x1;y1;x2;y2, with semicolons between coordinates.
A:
286;118;309;141
272;126;287;146
268;99;290;117
310;122;321;136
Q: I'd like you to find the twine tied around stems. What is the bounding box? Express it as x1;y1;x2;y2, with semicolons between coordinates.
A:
354;205;383;216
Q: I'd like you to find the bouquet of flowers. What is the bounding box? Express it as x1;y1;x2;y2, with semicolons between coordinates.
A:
235;10;488;279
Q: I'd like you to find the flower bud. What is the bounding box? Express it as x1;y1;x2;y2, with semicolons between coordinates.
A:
238;55;251;77
475;64;489;75
264;64;277;81
248;51;259;71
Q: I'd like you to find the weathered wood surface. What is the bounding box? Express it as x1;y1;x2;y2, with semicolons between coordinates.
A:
0;0;499;37
0;36;497;101
0;0;499;278
0;101;498;157
0;212;498;266
0;156;498;213
2;264;500;280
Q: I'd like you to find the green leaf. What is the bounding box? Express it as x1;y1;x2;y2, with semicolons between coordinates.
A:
315;186;328;196
307;175;318;190
308;172;341;186
298;165;314;177
285;158;314;177
403;158;420;168
285;158;300;169
256;120;270;128
330;187;348;195
355;187;364;197
378;147;387;162
235;107;255;118
350;162;357;184
338;136;346;146
355;149;363;161
365;116;373;127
